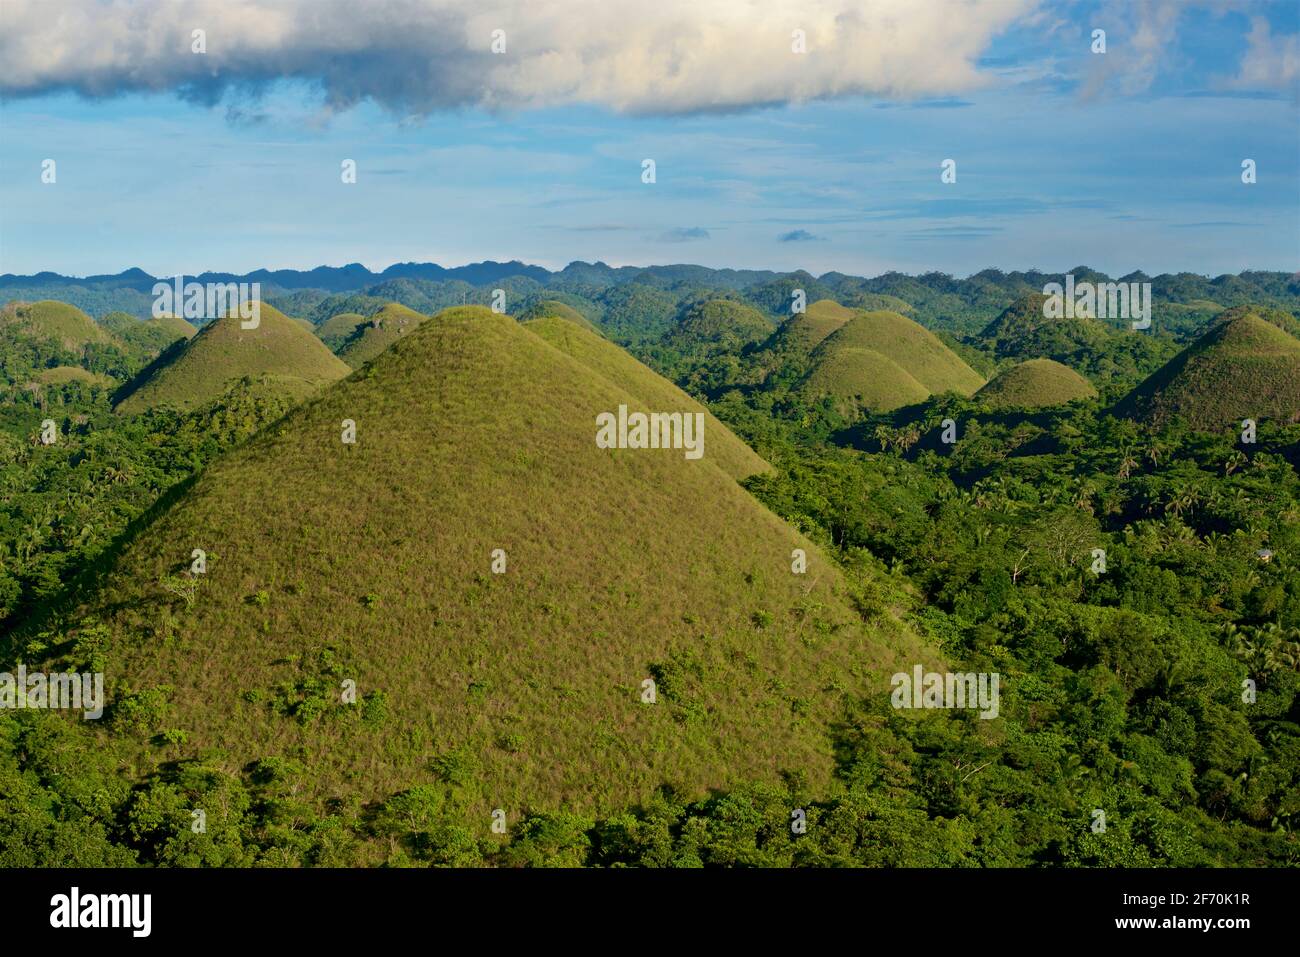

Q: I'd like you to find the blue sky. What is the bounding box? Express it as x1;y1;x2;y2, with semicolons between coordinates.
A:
1;0;1297;278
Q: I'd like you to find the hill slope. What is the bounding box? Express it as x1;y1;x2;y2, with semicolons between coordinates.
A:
101;311;197;356
58;306;923;817
766;299;854;353
1114;313;1300;429
315;312;369;351
815;309;985;395
0;300;114;349
113;303;349;413
975;358;1098;408
517;299;600;333
524;314;769;480
800;347;930;414
337;303;428;368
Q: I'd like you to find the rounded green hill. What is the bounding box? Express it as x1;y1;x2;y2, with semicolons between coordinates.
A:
0;300;114;350
662;300;774;356
338;303;428;368
518;299;599;332
113;302;350;414
975;358;1098;409
1114;312;1300;430
770;299;855;352
800;347;929;414
102;311;197;355
980;294;1112;361
816;308;985;395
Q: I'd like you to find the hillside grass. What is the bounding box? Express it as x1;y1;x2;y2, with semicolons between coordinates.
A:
815;308;986;395
113;303;349;414
315;312;369;352
524;314;770;479
53;306;930;821
101;312;198;356
337;303;428;368
1115;313;1300;430
771;299;854;352
1;300;115;350
801;346;930;414
975;358;1098;409
518;300;600;333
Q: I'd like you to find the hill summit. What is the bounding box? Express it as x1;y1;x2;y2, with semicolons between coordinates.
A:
113;303;349;413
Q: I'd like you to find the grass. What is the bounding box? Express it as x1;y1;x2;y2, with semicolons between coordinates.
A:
975;358;1098;409
54;305;930;820
518;300;600;333
1115;312;1300;430
524;313;770;480
337;303;428;368
0;300;114;349
817;309;985;395
801;346;930;414
101;312;197;356
112;303;349;414
769;299;854;352
30;365;117;388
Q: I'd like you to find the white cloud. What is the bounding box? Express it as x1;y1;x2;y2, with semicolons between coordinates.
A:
1227;17;1300;96
0;0;1038;115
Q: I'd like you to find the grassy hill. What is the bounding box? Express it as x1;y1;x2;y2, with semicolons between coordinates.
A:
975;358;1098;409
524;314;769;480
767;299;854;353
113;303;349;414
800;347;930;415
517;299;600;333
816;309;985;396
315;312;369;351
101;311;197;356
29;365;118;388
47;305;925;822
1114;312;1300;430
662;300;774;357
337;303;428;368
0;299;115;349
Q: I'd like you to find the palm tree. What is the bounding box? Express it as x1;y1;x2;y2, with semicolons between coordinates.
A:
1117;447;1138;480
1223;450;1248;476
